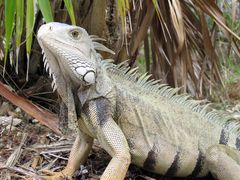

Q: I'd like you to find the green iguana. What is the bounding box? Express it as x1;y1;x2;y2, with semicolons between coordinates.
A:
37;22;240;180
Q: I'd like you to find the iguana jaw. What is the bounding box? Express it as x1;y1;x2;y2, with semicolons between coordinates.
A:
37;22;97;88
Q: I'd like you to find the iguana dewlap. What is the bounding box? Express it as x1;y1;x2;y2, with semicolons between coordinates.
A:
37;22;240;180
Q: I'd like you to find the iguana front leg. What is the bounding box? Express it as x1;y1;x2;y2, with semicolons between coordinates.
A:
97;120;131;180
40;131;93;180
206;144;240;180
83;98;131;180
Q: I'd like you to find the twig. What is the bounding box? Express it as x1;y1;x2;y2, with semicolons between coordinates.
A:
44;153;69;160
5;133;28;167
0;166;36;177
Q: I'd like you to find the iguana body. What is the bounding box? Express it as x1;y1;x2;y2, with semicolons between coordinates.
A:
37;22;240;180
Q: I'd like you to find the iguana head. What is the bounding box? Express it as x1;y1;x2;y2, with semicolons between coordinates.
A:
37;22;114;89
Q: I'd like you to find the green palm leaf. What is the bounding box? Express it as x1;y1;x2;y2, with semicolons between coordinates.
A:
4;0;15;73
37;0;53;23
26;0;35;81
64;0;76;25
15;0;24;74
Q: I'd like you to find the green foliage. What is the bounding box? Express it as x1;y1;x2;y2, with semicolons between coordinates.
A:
152;0;161;19
2;0;76;78
117;0;130;32
63;0;76;25
26;0;35;55
37;0;54;23
15;0;24;73
224;55;240;84
218;3;240;87
16;0;24;48
137;55;146;73
4;0;15;68
26;0;35;80
224;13;240;36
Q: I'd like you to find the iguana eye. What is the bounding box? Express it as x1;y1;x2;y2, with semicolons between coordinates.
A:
70;30;81;39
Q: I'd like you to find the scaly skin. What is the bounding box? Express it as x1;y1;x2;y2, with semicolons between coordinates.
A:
37;22;240;180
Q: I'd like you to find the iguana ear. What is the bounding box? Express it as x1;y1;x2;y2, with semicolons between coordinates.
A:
78;72;113;106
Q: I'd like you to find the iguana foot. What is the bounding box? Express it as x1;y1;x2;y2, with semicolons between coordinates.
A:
39;169;74;180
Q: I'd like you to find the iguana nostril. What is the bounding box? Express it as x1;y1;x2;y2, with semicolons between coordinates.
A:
49;26;52;31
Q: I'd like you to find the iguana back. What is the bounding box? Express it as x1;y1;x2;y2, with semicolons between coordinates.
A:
104;61;240;177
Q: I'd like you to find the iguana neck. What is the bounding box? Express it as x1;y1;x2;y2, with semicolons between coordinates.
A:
77;62;114;106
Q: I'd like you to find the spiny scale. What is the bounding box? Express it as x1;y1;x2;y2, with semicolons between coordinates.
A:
43;54;46;62
90;35;106;42
51;75;57;92
46;63;49;71
103;60;240;137
43;55;47;67
49;68;52;78
42;51;56;91
43;54;51;73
